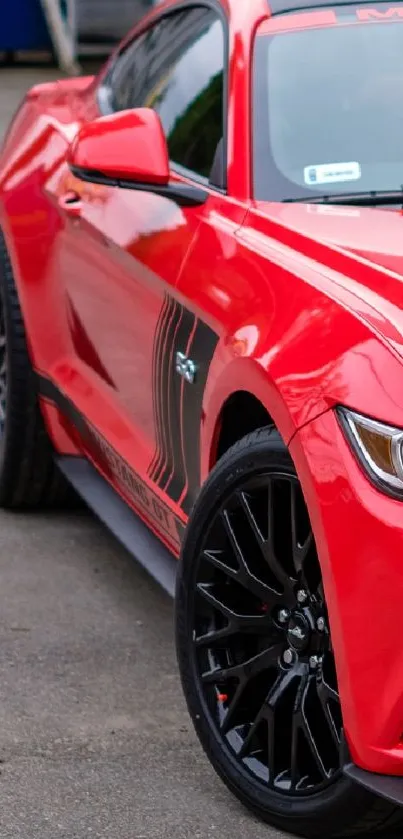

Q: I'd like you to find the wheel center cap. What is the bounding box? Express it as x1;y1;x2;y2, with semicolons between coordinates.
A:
287;614;310;652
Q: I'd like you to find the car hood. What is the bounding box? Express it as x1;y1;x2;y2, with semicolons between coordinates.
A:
249;201;403;359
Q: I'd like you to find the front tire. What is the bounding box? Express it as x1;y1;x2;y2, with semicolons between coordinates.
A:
175;427;403;837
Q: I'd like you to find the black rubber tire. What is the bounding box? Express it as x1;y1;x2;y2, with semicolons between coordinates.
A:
0;232;75;508
175;427;403;838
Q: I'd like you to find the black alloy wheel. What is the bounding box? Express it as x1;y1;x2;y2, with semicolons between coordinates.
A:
190;470;342;795
176;428;403;838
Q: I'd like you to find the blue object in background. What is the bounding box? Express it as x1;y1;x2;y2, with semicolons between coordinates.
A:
1;0;52;51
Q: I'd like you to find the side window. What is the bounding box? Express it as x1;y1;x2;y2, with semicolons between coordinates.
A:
107;23;162;113
106;8;225;183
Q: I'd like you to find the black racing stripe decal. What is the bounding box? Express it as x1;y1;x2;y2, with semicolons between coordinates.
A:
158;302;185;490
149;294;176;481
149;297;219;515
160;306;196;498
153;297;181;484
149;294;171;479
179;319;219;516
164;314;198;506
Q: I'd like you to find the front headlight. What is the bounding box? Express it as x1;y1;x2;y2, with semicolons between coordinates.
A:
338;407;403;498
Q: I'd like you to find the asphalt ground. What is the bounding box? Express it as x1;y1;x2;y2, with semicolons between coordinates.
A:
0;66;287;839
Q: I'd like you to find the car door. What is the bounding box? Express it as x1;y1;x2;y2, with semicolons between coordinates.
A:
51;4;229;549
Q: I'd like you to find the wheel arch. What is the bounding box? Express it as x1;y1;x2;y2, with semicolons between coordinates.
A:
201;355;298;483
212;390;274;465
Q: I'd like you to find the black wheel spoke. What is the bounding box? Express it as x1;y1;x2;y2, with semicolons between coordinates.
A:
239;668;296;761
203;544;282;607
195;625;242;647
317;671;341;745
197;581;236;621
201;641;283;685
221;506;284;606
295;532;314;576
220;682;246;734
290;712;299;788
238;708;267;759
220;508;249;573
238;491;265;545
195;616;278;645
267;667;299;711
317;685;340;745
320;677;338;705
196;582;269;629
290;482;314;579
290;482;299;563
203;548;242;582
300;678;328;779
290;671;306;788
192;465;342;799
267;708;275;780
237;491;289;604
267;481;295;601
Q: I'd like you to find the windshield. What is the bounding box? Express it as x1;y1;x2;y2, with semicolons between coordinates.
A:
254;5;403;201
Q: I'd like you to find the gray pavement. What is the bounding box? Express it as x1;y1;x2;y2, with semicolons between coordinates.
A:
0;67;285;839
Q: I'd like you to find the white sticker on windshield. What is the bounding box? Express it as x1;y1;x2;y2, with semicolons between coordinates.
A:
304;162;362;186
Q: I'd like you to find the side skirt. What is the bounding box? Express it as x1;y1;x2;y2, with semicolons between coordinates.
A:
344;763;403;806
341;735;403;806
58;456;178;597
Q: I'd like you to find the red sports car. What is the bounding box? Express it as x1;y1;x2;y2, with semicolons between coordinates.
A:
2;0;403;834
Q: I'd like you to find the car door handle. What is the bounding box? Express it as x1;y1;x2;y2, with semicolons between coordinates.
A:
58;191;82;218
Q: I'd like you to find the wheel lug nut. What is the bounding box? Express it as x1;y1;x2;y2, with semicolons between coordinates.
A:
297;589;308;604
278;608;290;624
283;648;295;666
309;655;320;670
317;617;325;632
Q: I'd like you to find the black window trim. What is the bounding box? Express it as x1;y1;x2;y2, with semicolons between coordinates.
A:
96;0;229;193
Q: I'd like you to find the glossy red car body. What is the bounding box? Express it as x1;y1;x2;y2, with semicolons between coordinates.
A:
2;0;403;791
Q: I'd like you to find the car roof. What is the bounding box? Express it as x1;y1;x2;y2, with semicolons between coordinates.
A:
132;0;400;39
